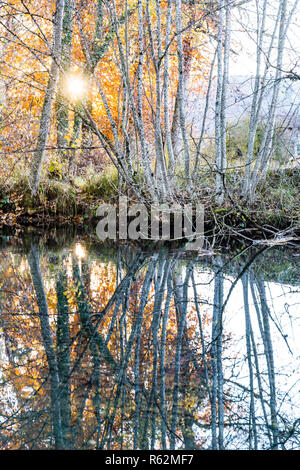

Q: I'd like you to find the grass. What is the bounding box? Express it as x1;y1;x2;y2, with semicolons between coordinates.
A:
73;164;119;200
0;161;121;220
255;169;300;224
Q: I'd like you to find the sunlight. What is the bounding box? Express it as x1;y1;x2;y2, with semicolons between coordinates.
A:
19;259;27;275
74;242;86;260
64;73;87;101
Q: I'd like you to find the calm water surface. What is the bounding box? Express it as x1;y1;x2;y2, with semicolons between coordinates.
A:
0;233;299;450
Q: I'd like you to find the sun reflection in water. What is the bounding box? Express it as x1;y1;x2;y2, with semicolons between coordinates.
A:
74;242;86;260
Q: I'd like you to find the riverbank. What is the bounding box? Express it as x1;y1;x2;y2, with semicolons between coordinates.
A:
0;168;299;245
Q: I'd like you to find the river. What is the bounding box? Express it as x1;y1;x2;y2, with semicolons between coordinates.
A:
0;232;299;450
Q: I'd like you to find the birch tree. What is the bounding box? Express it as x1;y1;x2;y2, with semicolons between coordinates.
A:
27;244;65;449
55;0;72;158
30;0;65;196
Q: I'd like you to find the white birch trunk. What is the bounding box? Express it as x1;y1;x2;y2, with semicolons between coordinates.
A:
215;0;225;203
174;0;191;185
30;0;65;196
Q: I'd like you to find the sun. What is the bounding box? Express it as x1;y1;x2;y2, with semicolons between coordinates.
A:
64;73;87;101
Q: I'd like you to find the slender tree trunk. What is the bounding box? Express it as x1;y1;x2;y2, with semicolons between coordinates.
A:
56;0;72;158
159;264;173;449
215;0;225;203
149;256;171;449
27;244;64;449
249;271;273;447
133;257;157;449
56;270;71;448
171;38;193;163
30;0;65;196
173;1;192;184
211;255;224;449
163;0;175;181
242;272;258;449
255;276;278;449
193;49;217;178
170;263;193;449
242;0;268;197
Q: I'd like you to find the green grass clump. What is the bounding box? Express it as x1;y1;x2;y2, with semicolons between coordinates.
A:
75;165;119;200
1;165;77;215
39;179;77;215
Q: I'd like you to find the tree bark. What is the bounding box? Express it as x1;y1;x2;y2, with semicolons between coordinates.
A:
27;244;64;449
30;0;65;196
56;0;72;158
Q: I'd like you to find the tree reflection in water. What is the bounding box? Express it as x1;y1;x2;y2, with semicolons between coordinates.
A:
0;239;299;450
